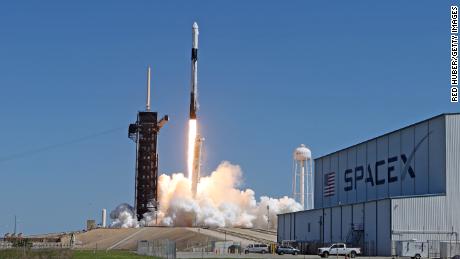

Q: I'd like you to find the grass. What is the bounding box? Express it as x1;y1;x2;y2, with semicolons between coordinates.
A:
0;249;159;259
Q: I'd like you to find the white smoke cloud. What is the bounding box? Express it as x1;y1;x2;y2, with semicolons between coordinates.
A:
110;161;302;228
109;203;139;228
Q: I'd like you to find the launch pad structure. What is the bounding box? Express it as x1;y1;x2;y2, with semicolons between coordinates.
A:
128;22;202;221
128;67;168;221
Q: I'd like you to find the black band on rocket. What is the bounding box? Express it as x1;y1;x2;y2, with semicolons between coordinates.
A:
191;48;198;61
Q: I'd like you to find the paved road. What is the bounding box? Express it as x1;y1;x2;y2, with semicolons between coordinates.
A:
177;253;395;259
177;251;321;258
187;228;250;245
222;228;277;243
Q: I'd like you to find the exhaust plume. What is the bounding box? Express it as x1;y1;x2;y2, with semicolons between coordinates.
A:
110;161;302;228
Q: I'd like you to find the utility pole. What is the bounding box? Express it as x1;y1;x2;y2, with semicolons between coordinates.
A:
13;215;17;234
267;205;270;231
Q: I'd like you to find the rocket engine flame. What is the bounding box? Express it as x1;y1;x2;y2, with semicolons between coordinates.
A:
187;119;197;180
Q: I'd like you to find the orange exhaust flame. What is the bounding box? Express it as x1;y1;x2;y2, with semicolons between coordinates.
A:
187;119;197;181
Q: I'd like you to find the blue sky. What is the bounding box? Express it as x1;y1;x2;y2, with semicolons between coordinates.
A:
0;1;457;234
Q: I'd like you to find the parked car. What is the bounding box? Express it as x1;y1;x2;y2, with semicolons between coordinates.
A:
318;243;361;258
276;245;300;255
244;243;269;254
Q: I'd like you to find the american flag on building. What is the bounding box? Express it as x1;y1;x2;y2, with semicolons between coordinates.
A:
323;172;335;197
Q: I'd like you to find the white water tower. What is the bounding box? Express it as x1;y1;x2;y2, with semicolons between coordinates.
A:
293;144;314;210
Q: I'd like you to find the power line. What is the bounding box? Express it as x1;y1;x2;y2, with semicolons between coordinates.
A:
0;126;125;163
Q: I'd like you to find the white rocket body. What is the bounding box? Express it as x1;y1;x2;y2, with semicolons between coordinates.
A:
190;22;202;199
190;22;199;119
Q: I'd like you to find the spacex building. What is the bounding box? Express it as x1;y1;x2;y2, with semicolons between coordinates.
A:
278;113;460;256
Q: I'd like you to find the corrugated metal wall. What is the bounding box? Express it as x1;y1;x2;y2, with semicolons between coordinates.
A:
331;207;341;242
324;208;331;243
278;113;460;256
342;205;352;243
387;115;460;242
288;209;323;242
377;200;391;256
352;203;364;226
364;201;377;255
430;115;447;193
391;196;449;241
446;115;460;237
278;212;293;241
315;156;323;208
388;115;452;245
278;200;392;255
314;115;447;208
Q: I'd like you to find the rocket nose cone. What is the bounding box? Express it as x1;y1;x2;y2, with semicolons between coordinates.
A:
193;22;199;29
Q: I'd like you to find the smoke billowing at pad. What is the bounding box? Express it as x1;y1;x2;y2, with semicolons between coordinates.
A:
110;161;302;228
113;23;303;229
110;203;139;228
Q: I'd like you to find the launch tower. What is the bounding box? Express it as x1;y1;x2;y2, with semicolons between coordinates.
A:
129;67;168;221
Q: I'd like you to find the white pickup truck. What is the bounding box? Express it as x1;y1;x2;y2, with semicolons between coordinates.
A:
318;243;361;258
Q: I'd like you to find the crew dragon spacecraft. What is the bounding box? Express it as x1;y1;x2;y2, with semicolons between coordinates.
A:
188;22;203;198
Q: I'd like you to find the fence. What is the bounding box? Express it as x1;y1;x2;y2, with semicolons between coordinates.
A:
399;240;460;259
0;241;12;250
137;239;176;259
212;241;243;254
428;240;442;258
180;239;248;254
439;241;460;259
1;241;71;250
30;242;72;249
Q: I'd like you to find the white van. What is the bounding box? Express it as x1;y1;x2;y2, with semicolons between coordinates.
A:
244;243;269;254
